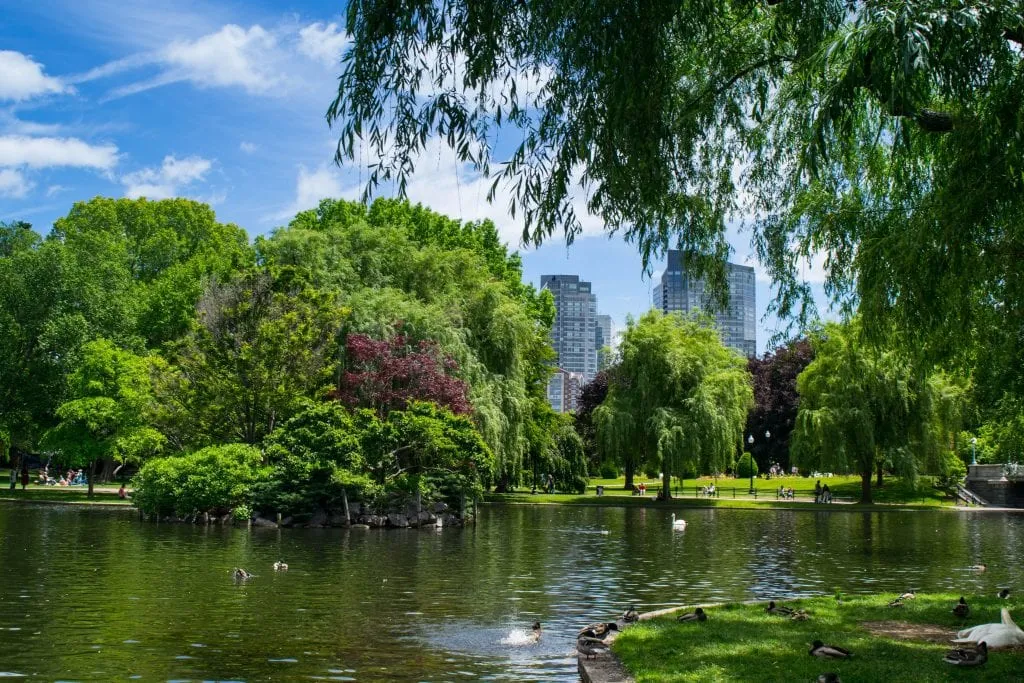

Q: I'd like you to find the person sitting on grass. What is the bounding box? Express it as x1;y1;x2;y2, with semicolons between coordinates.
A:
118;484;127;500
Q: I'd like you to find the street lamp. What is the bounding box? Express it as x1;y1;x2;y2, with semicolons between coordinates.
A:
970;437;978;466
747;434;755;493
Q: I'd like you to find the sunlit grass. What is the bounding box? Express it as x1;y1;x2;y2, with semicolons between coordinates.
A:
613;593;1024;682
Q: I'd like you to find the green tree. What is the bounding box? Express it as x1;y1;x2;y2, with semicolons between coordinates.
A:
156;272;344;447
43;339;164;497
792;321;967;503
595;311;753;497
329;2;1024;382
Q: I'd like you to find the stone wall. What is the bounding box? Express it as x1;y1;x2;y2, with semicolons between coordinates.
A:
966;464;1024;508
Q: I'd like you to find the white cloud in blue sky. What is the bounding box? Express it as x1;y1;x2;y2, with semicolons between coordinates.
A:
1;0;831;353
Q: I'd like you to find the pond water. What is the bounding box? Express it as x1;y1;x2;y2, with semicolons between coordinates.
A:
0;503;1021;681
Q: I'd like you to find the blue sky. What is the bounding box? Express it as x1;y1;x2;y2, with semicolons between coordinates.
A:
1;0;831;353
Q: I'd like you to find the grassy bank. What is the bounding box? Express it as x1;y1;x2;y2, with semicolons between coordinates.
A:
485;474;955;511
0;469;129;505
613;593;1024;682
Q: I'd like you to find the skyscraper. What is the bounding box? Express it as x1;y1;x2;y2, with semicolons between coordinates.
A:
541;274;599;411
595;314;613;368
652;250;756;357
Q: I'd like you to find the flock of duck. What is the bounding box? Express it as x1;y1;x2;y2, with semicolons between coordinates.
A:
231;561;288;582
573;586;1020;679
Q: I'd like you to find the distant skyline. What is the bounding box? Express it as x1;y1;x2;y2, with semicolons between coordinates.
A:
2;0;835;356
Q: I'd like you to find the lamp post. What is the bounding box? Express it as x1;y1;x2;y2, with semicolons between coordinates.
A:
970;437;977;466
747;434;755;493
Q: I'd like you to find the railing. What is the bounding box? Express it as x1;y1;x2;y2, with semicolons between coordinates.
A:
955;483;988;507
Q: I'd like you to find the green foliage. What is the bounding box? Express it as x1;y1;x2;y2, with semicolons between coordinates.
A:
792;321;968;502
43;339;163;476
131;444;268;517
735;453;758;479
935;449;967;494
595;310;753;496
544;422;588;494
599;462;619;480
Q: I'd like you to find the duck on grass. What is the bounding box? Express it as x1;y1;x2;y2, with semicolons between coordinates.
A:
611;593;1024;682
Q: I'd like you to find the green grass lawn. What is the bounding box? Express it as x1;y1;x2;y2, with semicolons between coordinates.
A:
613;593;1024;682
0;469;129;505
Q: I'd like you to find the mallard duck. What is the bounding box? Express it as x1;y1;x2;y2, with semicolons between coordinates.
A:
577;636;610;660
578;621;618;640
622;606;640;623
943;641;987;666
809;640;851;659
791;610;809;621
677;608;707;622
998;588;1011;600
817;674;841;683
887;598;905;608
526;621;542;643
970;564;987;572
898;591;916;601
273;561;288;572
766;601;795;616
671;513;687;529
953;596;970;618
954;608;1024;649
232;567;253;581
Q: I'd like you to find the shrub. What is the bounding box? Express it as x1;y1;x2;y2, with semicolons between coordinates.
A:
599;462;619;479
132;444;268;517
936;450;967;494
736;453;758;479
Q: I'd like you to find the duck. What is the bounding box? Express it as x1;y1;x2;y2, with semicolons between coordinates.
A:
766;601;795;616
970;564;987;572
887;598;905;608
526;621;542;643
943;641;987;667
232;567;253;581
577;636;610;660
791;610;810;621
898;591;916;601
998;588;1011;600
953;596;970;619
671;513;687;529
622;606;640;623
809;640;852;659
817;674;841;683
578;621;619;640
677;608;707;622
273;561;288;572
953;608;1024;649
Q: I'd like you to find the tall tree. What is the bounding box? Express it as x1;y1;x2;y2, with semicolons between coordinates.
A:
792;321;966;503
574;370;609;475
43;339;164;497
745;338;814;473
595;311;753;497
329;1;1024;379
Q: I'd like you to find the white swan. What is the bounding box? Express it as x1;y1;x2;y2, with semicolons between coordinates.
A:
671;513;687;529
953;609;1024;649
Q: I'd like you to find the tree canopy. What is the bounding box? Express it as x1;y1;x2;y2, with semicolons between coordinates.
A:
329;1;1024;379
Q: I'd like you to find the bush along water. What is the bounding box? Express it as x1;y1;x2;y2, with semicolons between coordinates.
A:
131;402;494;528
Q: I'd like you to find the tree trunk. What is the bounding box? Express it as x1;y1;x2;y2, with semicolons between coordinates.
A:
860;471;872;504
875;462;884;488
662;468;672;500
623;463;634;490
87;459;96;499
341;487;351;525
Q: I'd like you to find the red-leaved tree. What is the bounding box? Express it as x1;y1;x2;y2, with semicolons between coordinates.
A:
332;334;471;416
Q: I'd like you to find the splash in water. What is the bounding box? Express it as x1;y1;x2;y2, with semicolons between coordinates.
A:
500;628;539;646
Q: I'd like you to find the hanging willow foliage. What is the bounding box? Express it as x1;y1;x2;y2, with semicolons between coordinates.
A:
595;310;753;497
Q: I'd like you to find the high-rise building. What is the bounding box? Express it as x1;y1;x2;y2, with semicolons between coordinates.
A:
542;274;599;411
595;314;613;368
652;250;756;357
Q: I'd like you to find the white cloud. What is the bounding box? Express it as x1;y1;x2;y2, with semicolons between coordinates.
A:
46;184;66;197
0;135;118;170
298;22;348;67
0;51;71;101
78;24;284;98
0;169;33;198
274;164;358;220
122;155;212;199
239;141;258;154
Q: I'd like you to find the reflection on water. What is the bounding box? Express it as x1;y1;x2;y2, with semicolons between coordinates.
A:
0;503;1021;681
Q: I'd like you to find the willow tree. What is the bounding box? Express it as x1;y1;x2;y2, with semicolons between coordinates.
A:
329;1;1024;396
792;321;967;503
595;311;752;497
